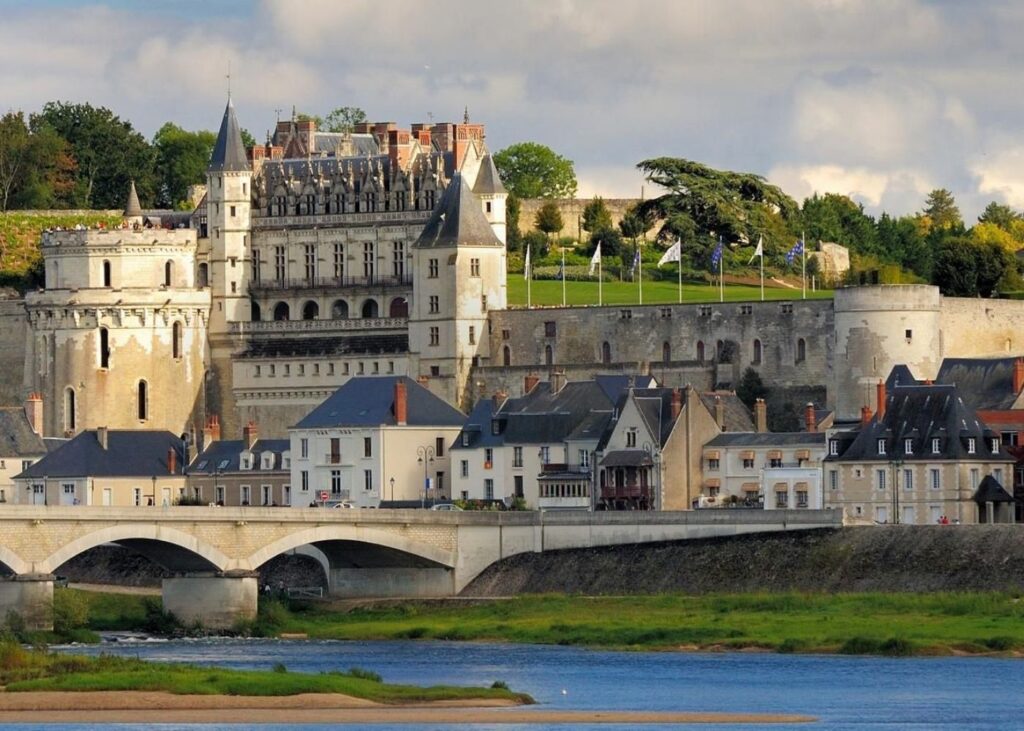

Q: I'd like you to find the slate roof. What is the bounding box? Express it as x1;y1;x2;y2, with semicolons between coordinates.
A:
295;376;465;429
239;334;408;359
190;439;290;474
599;450;653;467
0;408;46;458
208;98;249;173
413;173;503;249
935;357;1020;411
699;393;756;432
973;475;1014;503
826;384;1009;462
706;432;827;448
16;430;184;479
472;154;506;195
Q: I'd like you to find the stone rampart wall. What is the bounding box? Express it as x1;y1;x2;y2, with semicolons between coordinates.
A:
517;198;655;240
0;300;27;406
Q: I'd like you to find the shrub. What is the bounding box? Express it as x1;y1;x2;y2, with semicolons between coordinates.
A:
272;662;287;674
52;588;90;635
347;666;382;683
491;680;509;690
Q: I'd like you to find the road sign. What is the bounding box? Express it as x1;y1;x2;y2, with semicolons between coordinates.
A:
318;490;328;501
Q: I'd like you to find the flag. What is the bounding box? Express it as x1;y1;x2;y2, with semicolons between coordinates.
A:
588;242;602;276
556;260;564;279
786;238;804;265
657;239;681;267
748;235;763;265
630;247;640;277
710;238;724;268
524;244;531;280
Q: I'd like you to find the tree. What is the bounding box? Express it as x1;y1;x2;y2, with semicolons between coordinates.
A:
736;367;768;409
295;112;324;128
0;112;74;211
876;213;930;278
34;101;155;209
589;226;625;260
0;112;30;211
152;123;216;209
582;196;613;234
493;142;577;199
240;128;257;149
931;237;1011;297
535;201;564;239
324;106;367;133
800;193;878;256
506;194;522;252
978;201;1021;231
618;204;648;242
922;188;962;231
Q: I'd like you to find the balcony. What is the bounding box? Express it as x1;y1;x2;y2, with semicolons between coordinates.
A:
540;463;591;475
249;274;412;293
600;482;651;500
324;454;343;465
228;316;407;335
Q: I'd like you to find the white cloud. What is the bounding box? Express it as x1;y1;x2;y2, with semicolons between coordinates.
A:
768;164;932;215
971;148;1024;209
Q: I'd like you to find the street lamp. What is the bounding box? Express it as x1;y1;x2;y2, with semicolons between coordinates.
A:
389;477;395;505
416;446;435;508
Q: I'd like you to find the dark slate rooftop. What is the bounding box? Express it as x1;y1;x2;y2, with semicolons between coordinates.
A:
413;173;503;249
190;439;290;474
472;154;506;195
827;384;1009;462
599;450;654;467
17;430;184;479
239;334;408;359
974;474;1014;503
0;408;46;458
699;393;756;433
935;357;1020;411
706;432;826;448
295;376;465;429
208;98;249;173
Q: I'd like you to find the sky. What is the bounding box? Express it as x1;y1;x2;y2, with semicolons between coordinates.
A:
2;0;1024;222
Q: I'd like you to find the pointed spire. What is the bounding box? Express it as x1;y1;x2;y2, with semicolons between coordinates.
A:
208;97;249;173
123;180;142;218
463;106;470;124
472;153;506;195
413;173;503;249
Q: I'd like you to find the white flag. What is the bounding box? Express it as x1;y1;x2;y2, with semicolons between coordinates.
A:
657;239;681;267
748;235;763;265
524;244;531;280
588;242;602;276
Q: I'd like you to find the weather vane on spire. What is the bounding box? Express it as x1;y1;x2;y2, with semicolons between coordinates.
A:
226;59;232;96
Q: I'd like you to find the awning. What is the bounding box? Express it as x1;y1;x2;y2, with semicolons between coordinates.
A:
741;481;759;490
599;450;653;468
973;475;1015;503
705;450;720;460
767;450;783;460
795;449;810;460
794;481;809;490
773;482;788;491
704;478;721;488
740;450;755;460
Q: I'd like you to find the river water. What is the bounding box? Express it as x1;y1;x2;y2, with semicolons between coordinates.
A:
9;638;1023;729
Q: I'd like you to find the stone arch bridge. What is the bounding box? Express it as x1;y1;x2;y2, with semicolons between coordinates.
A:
0;506;841;629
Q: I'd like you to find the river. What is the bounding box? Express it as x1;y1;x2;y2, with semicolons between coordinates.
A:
10;638;1023;729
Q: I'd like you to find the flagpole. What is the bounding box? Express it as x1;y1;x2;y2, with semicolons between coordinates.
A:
526;245;531;309
678;258;682;304
719;236;724;303
801;230;806;300
561;247;566;307
760;241;765;302
638;242;643;306
599;257;603;306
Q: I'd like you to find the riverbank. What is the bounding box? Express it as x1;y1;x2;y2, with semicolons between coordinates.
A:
0;692;814;725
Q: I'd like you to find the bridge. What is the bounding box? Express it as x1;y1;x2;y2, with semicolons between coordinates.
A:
0;506;842;629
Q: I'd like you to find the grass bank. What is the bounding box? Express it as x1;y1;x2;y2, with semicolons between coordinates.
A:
0;639;530;704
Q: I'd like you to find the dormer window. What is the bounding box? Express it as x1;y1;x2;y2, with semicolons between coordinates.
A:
239;453;252;470
992;438;1000;453
904;438;913;455
967;438;976;455
931;438;941;455
877;439;886;456
829;440;839;456
461;433;469;447
492;420;500;436
262;453;274;470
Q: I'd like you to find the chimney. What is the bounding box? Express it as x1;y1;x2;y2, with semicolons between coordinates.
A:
754;398;767;433
96;426;108;450
876;381;887;421
670;388;682;420
388;129;412;171
861;405;874;426
167;447;177;475
714;396;726;430
805;403;817;433
411;123;431;147
243;421;259;450
1014;358;1024;394
202;415;221;450
24;392;43;435
524;374;540;394
417;374;430;386
492;389;507;410
394;379;408;426
550;369;566;394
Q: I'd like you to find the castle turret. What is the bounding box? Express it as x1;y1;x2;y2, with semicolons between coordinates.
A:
123;180;143;228
472;153;507;245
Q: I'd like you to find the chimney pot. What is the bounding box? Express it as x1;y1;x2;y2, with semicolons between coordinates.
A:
876;381;887;421
524;374;540;394
394;379;408;426
24;392;43;436
550;369;566;394
1014;358;1024;395
97;426;108;450
805;402;817;433
670;388;683;420
167;447;177;475
861;406;874;426
714;395;726;430
754;398;767;433
242;421;259;450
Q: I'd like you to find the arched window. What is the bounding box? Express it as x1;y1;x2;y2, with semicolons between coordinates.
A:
503;345;511;367
361;299;379;318
545;345;553;366
102;260;111;288
99;327;110;369
273;302;290;321
302;300;319;320
389;297;409;318
251;301;261;322
197;263;209;288
137;380;148;421
696;340;705;361
172;321;182;359
753;338;762;365
662;341;671;363
716;340;725;361
331;300;349;319
601;342;612;365
164;260;173;287
64;387;76;432
796;338;806;364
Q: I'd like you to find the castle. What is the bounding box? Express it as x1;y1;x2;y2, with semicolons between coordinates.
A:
12;98;1024;441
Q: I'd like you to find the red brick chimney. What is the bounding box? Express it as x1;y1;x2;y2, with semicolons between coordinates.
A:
388;129;412;171
670;388;682;420
167;447;177;475
394;379;408;426
1014;358;1024;394
876;381;887;421
492;390;508;409
411;123;431;147
861;406;874;426
754;398;767;433
243;421;259;450
524;374;540;394
202;415;221;449
805;403;817;433
714;396;725;430
24;392;43;435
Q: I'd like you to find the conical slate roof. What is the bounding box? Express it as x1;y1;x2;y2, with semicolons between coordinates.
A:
123;180;142;217
472;153;506;195
208;98;249;173
413;173;503;249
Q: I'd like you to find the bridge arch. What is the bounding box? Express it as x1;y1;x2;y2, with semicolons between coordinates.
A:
0;545;30;576
38;524;233;576
245;525;456;574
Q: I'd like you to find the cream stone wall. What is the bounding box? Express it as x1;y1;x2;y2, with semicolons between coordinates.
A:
12;474;187;507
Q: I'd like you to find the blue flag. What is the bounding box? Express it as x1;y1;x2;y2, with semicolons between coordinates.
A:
630;247;640;276
786;239;804;265
710;238;724;268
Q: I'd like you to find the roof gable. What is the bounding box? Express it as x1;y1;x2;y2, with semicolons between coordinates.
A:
295;376;465;429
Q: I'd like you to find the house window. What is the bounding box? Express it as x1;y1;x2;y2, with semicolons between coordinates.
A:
513;446;523;467
64;387;76;432
461;433;470;447
469;326;475;345
301;471;309;491
931;438;940;454
544;321;556;337
392;241;405;279
363;437;372;458
241;485;251;505
743;458;754;469
429;295;439;313
133;488;141;506
274;246;286;281
904;438;913;455
540;446;550;464
903;468;913;491
877;469;887;490
304;244;317;282
137;380;148;421
330;470;342;495
970;468;980;489
363;242;375;280
99;327;110;368
620;309;632;320
708;458;720;471
602;342;612;364
740;304;753;315
992;438;1001;453
333;243;344;279
579;449;589;468
994;467;1004;484
753;339;762;365
770;457;783;468
215;486;225;504
626;429;637;448
470;258;480;277
930;468;940;490
796;490;808;508
364;470;373;491
172;321;182;359
428;258;439;278
776;491;788;508
905;329;912;342
484;448;494;465
460;460;469;478
491;419;501;436
796;338;806;364
429;327;439;346
102;260;112;287
484;479;494;500
967;438;976;455
829;470;838;490
877;439;886;456
262;485;271;505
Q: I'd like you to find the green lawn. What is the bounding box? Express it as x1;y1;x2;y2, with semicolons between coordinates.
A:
506;277;833;306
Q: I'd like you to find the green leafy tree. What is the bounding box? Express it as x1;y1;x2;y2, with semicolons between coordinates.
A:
0;112;75;211
618;204;648;242
34;101;155;209
240;128;257;149
493;142;577;199
521;229;549;258
876;213;930;277
295;112;324;128
978;201;1021;231
589;226;625;260
922;188;962;231
801;193;878;256
535;200;564;240
931;237;1011;297
582;196;613;233
0;112;30;211
324;106;368;133
736;367;768;409
152;123;216;209
505;194;522;252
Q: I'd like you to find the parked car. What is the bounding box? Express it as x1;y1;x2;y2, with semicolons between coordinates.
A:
430;503;463;511
329;500;356;509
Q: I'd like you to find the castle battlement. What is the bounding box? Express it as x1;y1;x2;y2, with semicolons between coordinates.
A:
41;228;197;249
